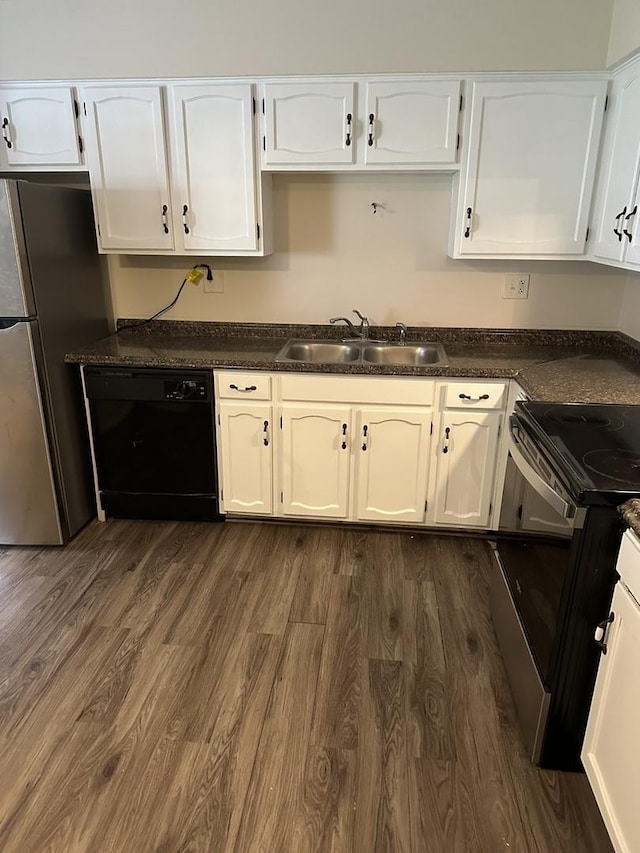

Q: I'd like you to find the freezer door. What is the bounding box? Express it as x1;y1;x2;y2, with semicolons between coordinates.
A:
0;180;34;318
0;319;62;544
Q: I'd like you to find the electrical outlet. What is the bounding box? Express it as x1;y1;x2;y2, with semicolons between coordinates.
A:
204;270;224;293
503;273;530;299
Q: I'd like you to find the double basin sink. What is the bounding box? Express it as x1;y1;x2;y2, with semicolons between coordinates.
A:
275;338;448;366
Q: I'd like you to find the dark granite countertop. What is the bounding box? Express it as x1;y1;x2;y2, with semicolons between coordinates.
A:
65;321;640;405
619;500;640;537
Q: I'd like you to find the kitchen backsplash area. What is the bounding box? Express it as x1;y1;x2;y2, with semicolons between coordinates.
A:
108;173;630;331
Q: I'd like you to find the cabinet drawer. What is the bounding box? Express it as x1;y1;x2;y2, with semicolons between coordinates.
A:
443;381;506;410
279;374;434;406
216;372;272;400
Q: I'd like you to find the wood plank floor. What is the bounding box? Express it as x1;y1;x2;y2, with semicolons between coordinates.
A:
0;520;613;853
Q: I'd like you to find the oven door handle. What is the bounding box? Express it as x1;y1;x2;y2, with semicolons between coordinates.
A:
508;429;576;520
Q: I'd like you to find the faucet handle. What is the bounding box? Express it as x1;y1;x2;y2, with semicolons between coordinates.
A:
352;309;367;322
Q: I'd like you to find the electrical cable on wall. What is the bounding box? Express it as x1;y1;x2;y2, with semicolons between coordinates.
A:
116;264;213;333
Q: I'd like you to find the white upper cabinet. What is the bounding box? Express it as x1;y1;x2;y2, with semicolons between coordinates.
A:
262;82;356;166
83;82;270;256
363;80;461;166
167;83;260;252
590;59;640;270
83;85;173;251
451;79;607;258
260;77;461;170
0;85;83;169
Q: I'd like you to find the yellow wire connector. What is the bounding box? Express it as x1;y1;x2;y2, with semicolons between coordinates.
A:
186;268;205;284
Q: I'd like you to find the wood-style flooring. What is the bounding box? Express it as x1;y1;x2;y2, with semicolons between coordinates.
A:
0;519;613;852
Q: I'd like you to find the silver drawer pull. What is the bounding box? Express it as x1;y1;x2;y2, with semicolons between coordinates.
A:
459;393;490;401
229;384;257;392
594;612;614;654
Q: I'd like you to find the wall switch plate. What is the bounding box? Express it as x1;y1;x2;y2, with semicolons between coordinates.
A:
503;273;530;299
204;270;224;293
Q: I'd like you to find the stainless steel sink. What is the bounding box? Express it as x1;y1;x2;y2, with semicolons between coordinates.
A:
276;340;361;364
276;338;448;366
361;342;448;365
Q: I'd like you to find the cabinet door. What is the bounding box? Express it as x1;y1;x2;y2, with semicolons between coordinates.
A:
355;407;432;522
280;404;351;517
83;86;173;251
263;82;355;166
591;68;640;265
457;80;606;256
623;182;640;269
433;410;501;527
218;402;272;515
0;86;81;167
582;580;640;853
363;80;460;166
169;84;258;252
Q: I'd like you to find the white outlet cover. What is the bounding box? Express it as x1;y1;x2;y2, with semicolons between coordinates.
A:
204;270;224;293
503;273;530;299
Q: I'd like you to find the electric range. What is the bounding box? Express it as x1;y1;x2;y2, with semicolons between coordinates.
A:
493;401;640;770
516;401;640;506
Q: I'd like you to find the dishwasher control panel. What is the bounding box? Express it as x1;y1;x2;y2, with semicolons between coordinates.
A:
164;379;209;401
84;368;212;403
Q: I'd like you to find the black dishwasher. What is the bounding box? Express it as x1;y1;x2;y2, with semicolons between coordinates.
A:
84;367;222;521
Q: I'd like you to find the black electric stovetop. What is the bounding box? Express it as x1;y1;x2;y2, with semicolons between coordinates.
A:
516;401;640;505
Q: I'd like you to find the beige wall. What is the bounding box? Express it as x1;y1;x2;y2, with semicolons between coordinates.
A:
110;174;627;330
608;0;640;65
1;0;629;334
618;272;640;339
0;0;613;80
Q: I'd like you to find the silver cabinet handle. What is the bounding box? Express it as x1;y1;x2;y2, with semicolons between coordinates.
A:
459;393;490;402
263;420;270;447
624;205;637;243
614;206;627;241
464;207;473;238
361;424;368;451
182;204;190;234
341;422;348;450
345;113;352;146
368;113;375;146
443;426;450;454
161;204;169;235
594;612;615;654
229;384;257;392
1;117;12;149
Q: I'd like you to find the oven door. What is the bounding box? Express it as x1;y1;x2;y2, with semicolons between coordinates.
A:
498;427;583;679
492;426;583;762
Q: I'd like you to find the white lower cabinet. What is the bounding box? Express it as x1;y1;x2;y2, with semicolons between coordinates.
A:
354;407;432;522
214;371;506;529
280;404;352;518
582;530;640;853
432;409;502;527
218;401;273;515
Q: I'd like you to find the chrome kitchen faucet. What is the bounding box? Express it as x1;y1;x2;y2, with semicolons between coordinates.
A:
330;309;370;340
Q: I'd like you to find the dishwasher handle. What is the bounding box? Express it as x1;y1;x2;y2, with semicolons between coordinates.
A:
508;427;576;520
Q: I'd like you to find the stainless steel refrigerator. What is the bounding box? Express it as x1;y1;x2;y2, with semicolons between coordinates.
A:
0;179;110;545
